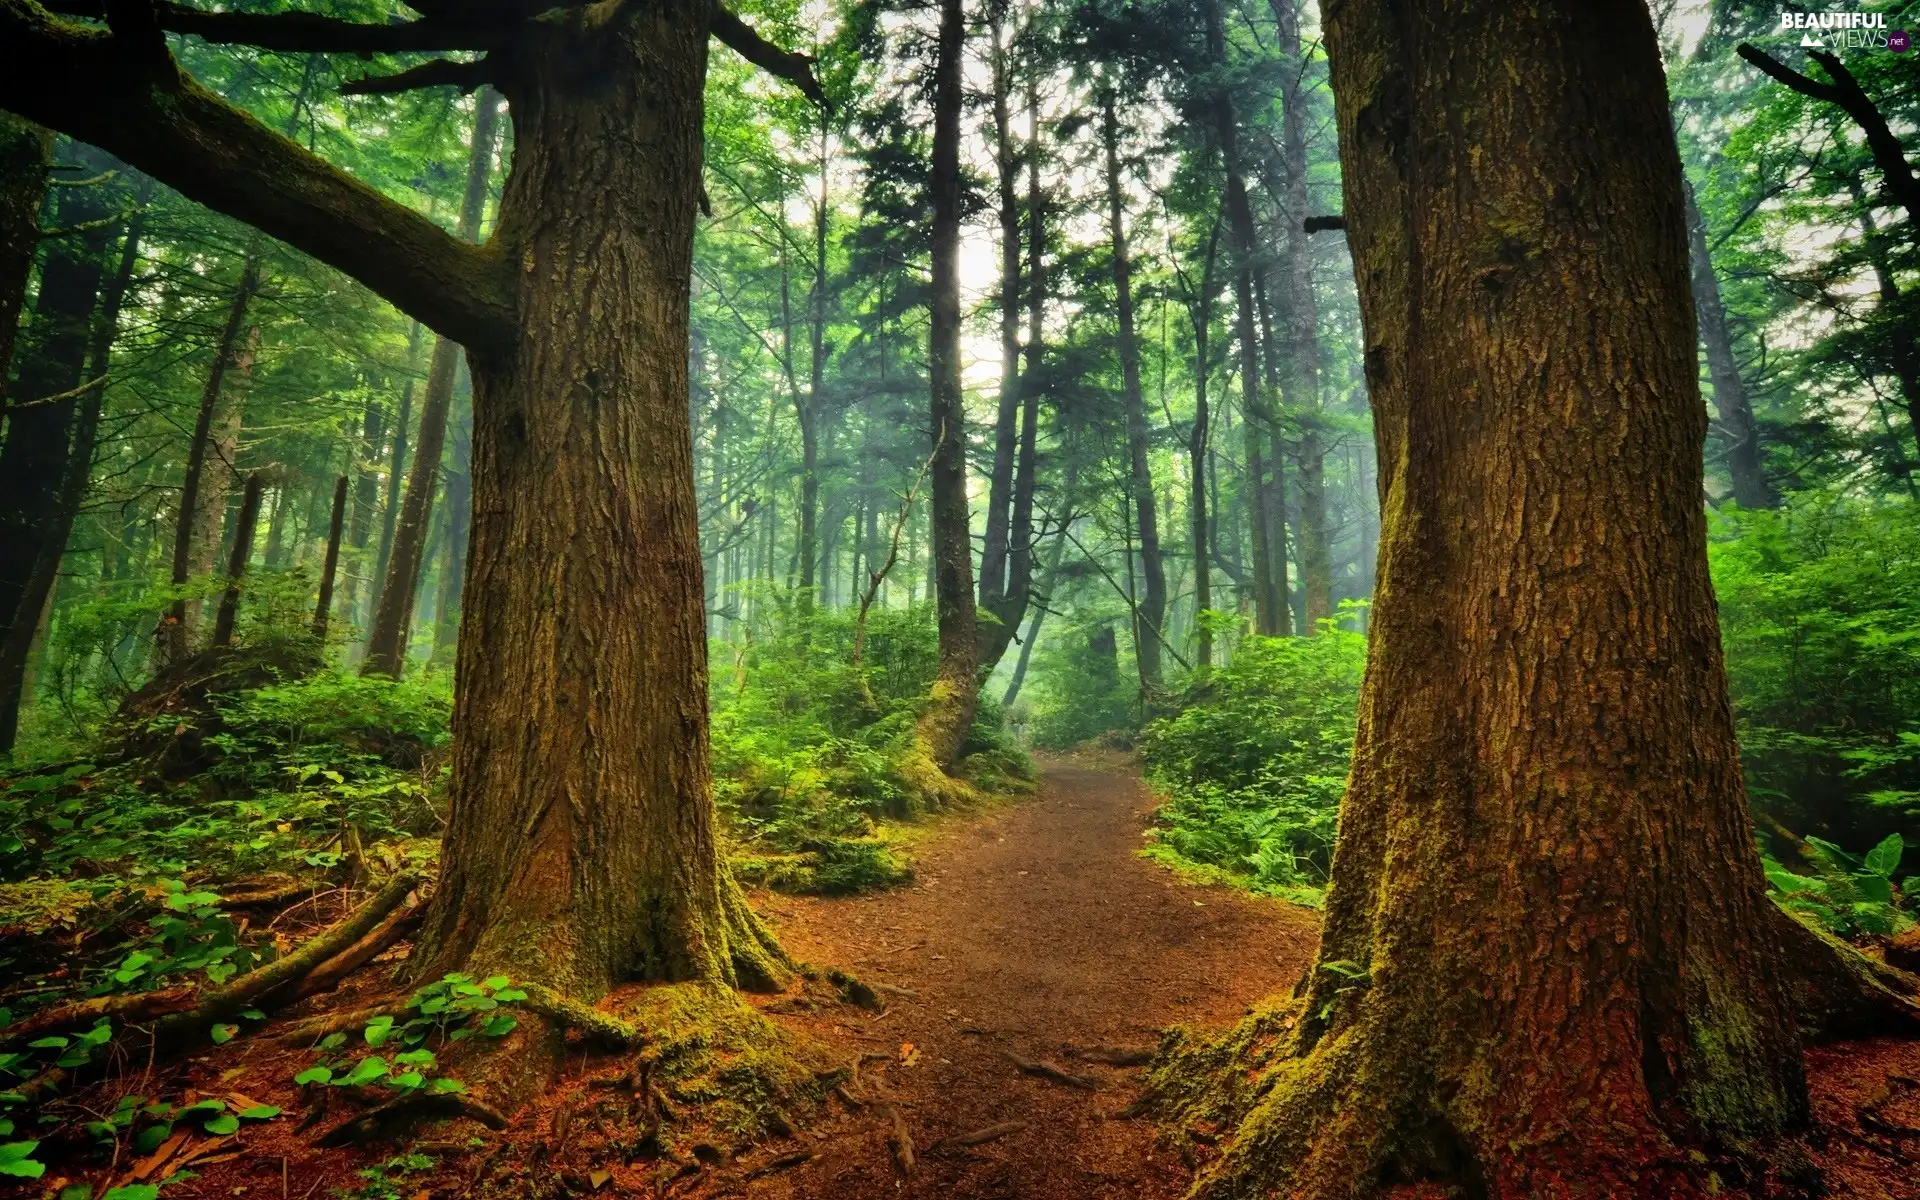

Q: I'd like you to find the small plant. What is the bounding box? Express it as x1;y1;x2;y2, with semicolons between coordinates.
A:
292;974;526;1096
1765;832;1913;938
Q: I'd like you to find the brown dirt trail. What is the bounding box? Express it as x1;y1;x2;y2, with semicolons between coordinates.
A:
715;753;1321;1200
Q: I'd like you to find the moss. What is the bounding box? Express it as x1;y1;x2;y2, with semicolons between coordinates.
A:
730;837;914;896
614;982;838;1142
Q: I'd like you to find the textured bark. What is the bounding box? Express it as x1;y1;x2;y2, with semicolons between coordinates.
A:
341;399;383;625
1684;180;1774;509
373;326;420;605
363;86;499;678
798;117;831;599
432;378;470;663
1190;4;1811;1196
1184;225;1221;671
0;112;49;394
0;187;140;751
907;0;979;780
160;253;258;664
0;147;114;650
314;474;348;637
1103;91;1165;685
410;8;790;1008
210;470;263;649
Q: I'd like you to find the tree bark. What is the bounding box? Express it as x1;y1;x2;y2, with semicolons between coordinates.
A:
410;9;791;1015
1184;224;1221;672
363;85;499;678
342;399;383;626
210;470;264;649
374;325;420;609
161;251;259;663
1188;4;1813;1195
0;112;50;394
1103;90;1166;685
0;145;115;652
906;0;979;786
0;185;141;751
1684;180;1775;508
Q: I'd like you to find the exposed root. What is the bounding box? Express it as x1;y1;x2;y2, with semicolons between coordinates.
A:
0;985;197;1047
928;1120;1026;1152
287;890;423;1002
1000;1049;1098;1090
276;1004;400;1047
1770;902;1920;1040
882;1101;916;1176
314;1090;507;1147
520;983;648;1048
893;735;981;813
721;873;795;993
796;962;885;1011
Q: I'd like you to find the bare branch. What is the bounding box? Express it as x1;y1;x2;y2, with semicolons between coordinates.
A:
709;3;826;108
341;57;493;96
0;2;516;353
42;0;504;53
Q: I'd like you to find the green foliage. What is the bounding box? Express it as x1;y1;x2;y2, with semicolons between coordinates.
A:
1763;832;1913;940
1137;619;1368;906
1027;617;1137;749
1711;495;1920;852
291;974;526;1098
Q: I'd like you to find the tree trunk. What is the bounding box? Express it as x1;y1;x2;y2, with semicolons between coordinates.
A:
363;86;500;678
905;0;979;788
0;113;50;394
801;115;831;603
433;363;472;664
314;474;347;638
1843;171;1920;468
980;13;1022;609
0;188;141;751
374;326;420;608
1103;90;1166;686
342;399;384;626
410;12;789;1018
1186;4;1812;1194
0;146;116;651
161;253;259;663
210;470;264;649
1684;180;1775;508
1185;225;1221;672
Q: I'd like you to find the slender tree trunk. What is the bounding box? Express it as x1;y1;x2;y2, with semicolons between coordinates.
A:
342;399;383;626
410;16;790;1019
374;325;421;604
0;147;115;648
433;362;472;663
1184;226;1221;671
161;254;260;663
1104;91;1166;684
210;470;263;649
364;87;500;677
0;189;141;751
802;115;831;602
1843;171;1920;467
1684;180;1774;508
980;13;1022;608
908;0;979;783
0;113;50;394
313;474;347;637
1188;5;1818;1194
1256;275;1297;633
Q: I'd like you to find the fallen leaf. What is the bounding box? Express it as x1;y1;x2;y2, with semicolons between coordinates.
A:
589;1171;611;1190
131;1130;190;1181
899;1043;920;1068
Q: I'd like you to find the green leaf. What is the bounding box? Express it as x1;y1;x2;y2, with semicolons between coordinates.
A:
26;1037;68;1050
390;1072;425;1090
318;1032;347;1051
134;1124;173;1153
0;1141;44;1178
481;975;511;991
0;1140;39;1163
427;1077;467;1095
238;1106;280;1120
492;988;527;1003
1854;872;1895;904
210;1024;239;1045
1866;832;1905;878
293;1067;333;1086
393;1050;436;1068
203;1114;239;1136
336;1057;390;1087
105;1186;160;1200
481;1015;517;1038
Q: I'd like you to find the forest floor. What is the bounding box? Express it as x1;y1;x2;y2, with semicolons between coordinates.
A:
705;749;1320;1200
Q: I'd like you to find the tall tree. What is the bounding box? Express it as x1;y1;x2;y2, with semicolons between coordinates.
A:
1182;4;1910;1195
362;84;500;678
0;0;823;1090
0;113;50;392
1684;179;1776;508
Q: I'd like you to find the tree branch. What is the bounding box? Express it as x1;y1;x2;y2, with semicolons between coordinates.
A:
0;2;516;353
1736;42;1920;234
341;57;493;96
709;3;826;107
42;0;504;53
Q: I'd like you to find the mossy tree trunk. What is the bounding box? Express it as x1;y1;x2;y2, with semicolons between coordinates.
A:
1192;3;1813;1195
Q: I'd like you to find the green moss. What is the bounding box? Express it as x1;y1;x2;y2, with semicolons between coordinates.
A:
729;837;914;896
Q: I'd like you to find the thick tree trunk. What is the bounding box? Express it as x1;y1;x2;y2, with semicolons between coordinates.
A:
905;0;979;788
1186;5;1812;1195
1684;180;1775;508
363;87;499;678
0;113;50;394
411;9;789;1016
0;147;115;651
161;255;259;663
0;189;140;751
1103;91;1166;685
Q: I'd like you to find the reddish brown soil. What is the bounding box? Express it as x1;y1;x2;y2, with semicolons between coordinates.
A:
701;752;1321;1199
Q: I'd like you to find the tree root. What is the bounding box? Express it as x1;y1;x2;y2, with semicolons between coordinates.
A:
1770;902;1920;1040
1000;1049;1097;1090
287;890;423;1002
276;1004;399;1047
0;985;197;1047
892;736;981;813
314;1090;507;1147
928;1121;1025;1152
721;873;795;993
796;962;885;1011
520;984;648;1048
881;1102;915;1176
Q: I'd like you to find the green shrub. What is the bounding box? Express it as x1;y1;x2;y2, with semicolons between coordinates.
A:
1138;616;1366;906
1028;616;1138;749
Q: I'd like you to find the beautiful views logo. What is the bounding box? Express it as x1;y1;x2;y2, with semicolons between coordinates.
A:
1780;10;1893;49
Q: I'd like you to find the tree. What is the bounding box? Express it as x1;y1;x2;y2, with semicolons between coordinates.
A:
0;0;822;1091
1684;178;1776;509
1167;3;1912;1194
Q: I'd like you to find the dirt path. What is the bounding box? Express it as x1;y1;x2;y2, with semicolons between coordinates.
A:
716;753;1320;1200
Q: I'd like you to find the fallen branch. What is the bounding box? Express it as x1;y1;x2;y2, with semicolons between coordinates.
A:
746;1150;812;1179
149;872;421;1049
1073;1045;1155;1067
315;1090;507;1147
881;1102;915;1176
221;879;322;909
287;892;423;1001
928;1120;1026;1152
0;985;197;1048
1000;1049;1097;1090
